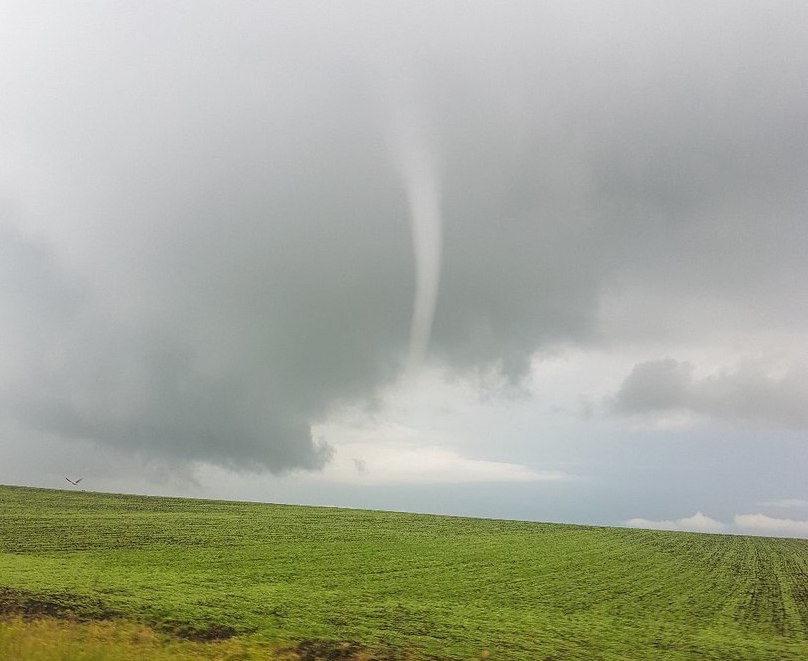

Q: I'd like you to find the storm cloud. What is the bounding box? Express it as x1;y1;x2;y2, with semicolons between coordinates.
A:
2;2;808;474
612;359;808;429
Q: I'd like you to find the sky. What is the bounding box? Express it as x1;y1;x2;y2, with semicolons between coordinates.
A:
1;1;807;538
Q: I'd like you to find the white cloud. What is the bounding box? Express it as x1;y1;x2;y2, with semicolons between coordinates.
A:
309;417;568;486
626;511;808;538
625;511;727;533
734;513;808;537
193;441;564;489
325;444;563;485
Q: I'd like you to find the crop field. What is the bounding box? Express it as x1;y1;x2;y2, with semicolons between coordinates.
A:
0;485;807;660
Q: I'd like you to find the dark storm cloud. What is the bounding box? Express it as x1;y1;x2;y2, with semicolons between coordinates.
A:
1;227;334;470
613;359;808;429
2;2;808;470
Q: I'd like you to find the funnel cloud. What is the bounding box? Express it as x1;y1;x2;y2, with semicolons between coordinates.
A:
388;108;443;368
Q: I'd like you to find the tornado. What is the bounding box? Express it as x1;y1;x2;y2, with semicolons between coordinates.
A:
389;108;443;369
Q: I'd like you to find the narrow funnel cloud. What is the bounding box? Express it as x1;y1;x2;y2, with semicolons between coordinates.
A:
389;109;443;368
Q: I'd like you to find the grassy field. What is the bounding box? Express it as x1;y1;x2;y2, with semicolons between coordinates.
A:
0;485;806;660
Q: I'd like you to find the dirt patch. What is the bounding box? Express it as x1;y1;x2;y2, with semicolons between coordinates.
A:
293;639;380;660
290;638;424;661
157;619;242;641
0;587;244;642
0;587;121;620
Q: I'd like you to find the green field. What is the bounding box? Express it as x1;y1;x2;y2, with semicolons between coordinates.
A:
1;485;806;660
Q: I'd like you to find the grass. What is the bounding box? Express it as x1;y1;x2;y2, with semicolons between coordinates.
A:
1;484;807;660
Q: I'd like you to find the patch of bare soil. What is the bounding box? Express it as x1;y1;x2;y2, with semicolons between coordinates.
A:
156;618;242;641
0;587;121;620
0;587;245;641
286;638;437;661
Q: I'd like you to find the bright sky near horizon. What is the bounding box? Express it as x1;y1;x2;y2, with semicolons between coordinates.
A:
1;1;807;537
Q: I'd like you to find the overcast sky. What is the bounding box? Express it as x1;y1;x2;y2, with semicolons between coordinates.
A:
2;1;807;537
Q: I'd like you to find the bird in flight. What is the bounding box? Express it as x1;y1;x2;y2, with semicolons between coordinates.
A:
65;477;83;486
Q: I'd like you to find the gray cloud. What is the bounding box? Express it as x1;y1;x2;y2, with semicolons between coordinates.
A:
2;2;808;472
613;359;808;429
758;499;808;509
611;359;693;415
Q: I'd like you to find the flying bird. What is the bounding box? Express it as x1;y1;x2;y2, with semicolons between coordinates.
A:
65;477;83;486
